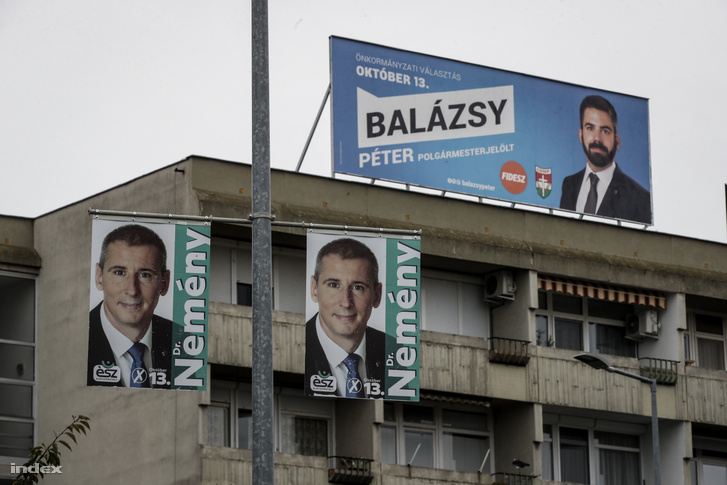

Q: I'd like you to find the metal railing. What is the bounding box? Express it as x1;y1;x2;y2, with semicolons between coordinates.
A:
488;337;531;366
491;472;534;484
639;357;679;385
327;456;374;484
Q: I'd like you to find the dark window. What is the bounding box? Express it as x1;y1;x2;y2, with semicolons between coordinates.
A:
236;282;252;306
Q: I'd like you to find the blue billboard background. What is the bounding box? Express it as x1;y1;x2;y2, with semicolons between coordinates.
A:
330;37;651;224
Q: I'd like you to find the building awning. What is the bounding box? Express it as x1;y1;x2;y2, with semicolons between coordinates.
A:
538;275;666;309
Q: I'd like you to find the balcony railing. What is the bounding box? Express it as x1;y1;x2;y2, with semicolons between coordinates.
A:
488;337;530;366
327;456;373;484
491;472;534;485
639;357;679;385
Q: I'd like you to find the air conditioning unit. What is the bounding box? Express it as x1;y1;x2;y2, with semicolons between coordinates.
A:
625;310;660;340
484;271;516;301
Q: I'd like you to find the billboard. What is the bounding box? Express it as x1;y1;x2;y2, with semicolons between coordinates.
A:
331;37;652;225
87;219;211;390
304;232;420;401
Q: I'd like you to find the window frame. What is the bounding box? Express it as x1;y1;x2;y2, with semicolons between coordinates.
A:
691;437;727;485
209;238;306;313
421;269;490;339
382;401;491;472
207;380;335;457
536;290;637;357
0;271;37;463
696;454;727;484
685;310;727;370
542;419;643;484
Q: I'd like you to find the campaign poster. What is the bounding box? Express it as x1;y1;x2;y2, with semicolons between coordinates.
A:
304;232;420;401
87;218;211;390
331;37;652;225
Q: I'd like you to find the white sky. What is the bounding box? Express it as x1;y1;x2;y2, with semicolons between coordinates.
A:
2;0;726;242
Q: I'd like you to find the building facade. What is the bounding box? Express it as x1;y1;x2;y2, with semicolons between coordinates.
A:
2;155;727;484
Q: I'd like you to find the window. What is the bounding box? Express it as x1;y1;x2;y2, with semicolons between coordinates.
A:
542;425;554;479
279;414;328;456
422;270;489;338
560;427;589;483
207;386;231;447
0;273;36;460
542;421;642;484
236;283;252;307
685;312;726;370
382;402;490;472
693;429;727;484
207;381;333;456
702;463;727;484
536;291;637;357
209;240;306;313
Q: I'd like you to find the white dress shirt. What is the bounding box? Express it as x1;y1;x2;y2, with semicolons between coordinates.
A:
315;315;367;396
99;305;152;387
575;162;617;213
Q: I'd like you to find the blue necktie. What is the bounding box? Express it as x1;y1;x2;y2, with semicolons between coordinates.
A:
128;342;150;388
343;354;365;398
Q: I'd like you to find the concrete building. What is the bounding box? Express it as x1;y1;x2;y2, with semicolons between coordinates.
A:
2;155;727;484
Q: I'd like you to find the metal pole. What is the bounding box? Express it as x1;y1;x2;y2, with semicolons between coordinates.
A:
296;84;330;172
649;380;662;485
575;354;661;485
87;208;421;237
607;367;661;485
251;0;274;484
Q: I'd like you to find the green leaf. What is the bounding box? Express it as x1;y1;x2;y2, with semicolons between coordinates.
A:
59;440;72;451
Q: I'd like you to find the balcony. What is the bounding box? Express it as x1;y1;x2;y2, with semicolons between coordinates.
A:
328;456;374;485
639;357;678;385
488;337;530;366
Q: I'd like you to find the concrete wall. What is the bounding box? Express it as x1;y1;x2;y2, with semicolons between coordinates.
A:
0;215;40;273
209;299;727;428
33;161;202;484
201;446;329;485
490;270;533;342
0;215;34;248
492;401;537;475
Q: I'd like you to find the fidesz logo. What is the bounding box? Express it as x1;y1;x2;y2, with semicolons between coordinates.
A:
93;362;121;383
500;160;528;195
310;372;336;393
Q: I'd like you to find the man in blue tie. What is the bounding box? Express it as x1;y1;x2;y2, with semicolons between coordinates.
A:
305;238;386;399
87;224;173;389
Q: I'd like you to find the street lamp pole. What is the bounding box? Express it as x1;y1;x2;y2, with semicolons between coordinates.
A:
574;353;661;485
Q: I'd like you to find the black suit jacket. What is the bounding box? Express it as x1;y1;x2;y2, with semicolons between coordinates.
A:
87;302;173;388
304;313;386;398
560;164;651;224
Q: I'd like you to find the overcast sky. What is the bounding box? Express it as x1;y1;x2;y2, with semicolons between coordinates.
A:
2;0;726;243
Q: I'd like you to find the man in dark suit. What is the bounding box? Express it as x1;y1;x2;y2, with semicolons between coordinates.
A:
560;95;651;224
87;224;172;389
305;238;386;399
